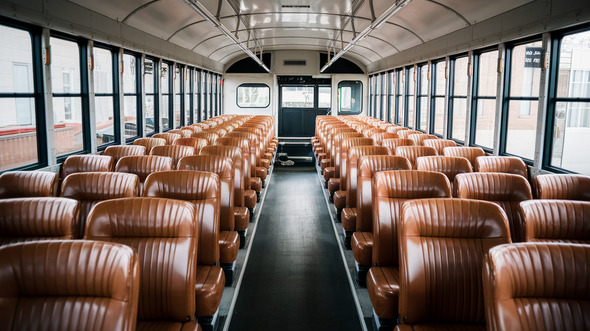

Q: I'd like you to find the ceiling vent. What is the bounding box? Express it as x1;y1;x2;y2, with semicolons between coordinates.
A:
284;60;307;66
281;4;311;8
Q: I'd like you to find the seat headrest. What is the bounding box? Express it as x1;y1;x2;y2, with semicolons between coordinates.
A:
115;156;173;181
143;170;219;201
61;172;139;200
0;171;59;198
373;170;451;198
358;155;411;176
456;172;532;201
177;155;233;178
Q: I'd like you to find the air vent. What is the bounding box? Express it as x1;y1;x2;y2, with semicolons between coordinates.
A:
282;5;311;8
284;60;307;66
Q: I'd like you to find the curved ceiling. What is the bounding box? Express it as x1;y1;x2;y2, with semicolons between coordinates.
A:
69;0;532;68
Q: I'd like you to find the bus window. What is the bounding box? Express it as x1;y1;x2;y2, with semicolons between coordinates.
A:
338;81;362;115
237;84;270;108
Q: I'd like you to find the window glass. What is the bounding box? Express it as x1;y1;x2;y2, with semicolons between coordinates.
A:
380;74;387;121
338;81;362;114
93;47;115;146
201;71;207;119
160;62;170;130
282;86;314;108
473;50;498;149
51;37;84;156
237;84;270;108
144;58;156;135
418;64;428;130
450;56;468;141
505;41;543;159
388;71;394;123
550;30;590;174
123;53;139;139
431;61;446;135
0;25;38;170
185;68;191;125
406;66;415;128
319;86;331;108
396;70;405;125
194;70;200;122
173;65;181;128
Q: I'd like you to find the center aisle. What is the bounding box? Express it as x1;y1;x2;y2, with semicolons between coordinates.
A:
228;164;362;331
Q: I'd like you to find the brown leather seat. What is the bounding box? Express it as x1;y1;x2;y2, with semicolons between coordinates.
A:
395;146;437;169
173;137;208;153
351;156;411;284
382;138;415;154
0;197;79;246
456;172;532;242
423;138;456;155
475;156;528;178
368;171;451;325
199;145;250;246
519;200;590;243
178;155;240;283
115;155;173;195
0;240;140;331
168;128;193;138
342;146;390;248
216;137;258;210
153;132;181;145
104;145;146;165
397;198;511;330
443;146;486;168
333;137;374;220
61;155;114;179
483;243;590;331
397;129;422;139
533;174;590;200
387;126;409;135
143;170;225;319
371;132;399;146
182;125;201;133
416;155;473;196
192;132;220;145
226;131;267;184
86;197;201;331
326;132;363;193
60;172;139;238
408;133;438;146
133;137;166;153
0;171;59;198
150;145;195;169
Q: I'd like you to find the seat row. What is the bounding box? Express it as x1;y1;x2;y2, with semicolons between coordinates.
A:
0;114;278;331
313;115;590;330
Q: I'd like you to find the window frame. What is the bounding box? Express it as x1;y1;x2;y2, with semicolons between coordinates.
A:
469;47;499;152
122;51;142;142
236;83;271;108
429;59;446;137
416;62;429;132
92;43;121;150
447;53;469;144
144;56;159;135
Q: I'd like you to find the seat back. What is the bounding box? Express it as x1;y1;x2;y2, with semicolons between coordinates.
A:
345;146;390;208
456;172;532;242
132;137;166;153
475;156;528;178
192;132;220;145
86;197;197;323
0;197;79;246
149;145;195;169
483;243;590;331
408;133;438;146
178;155;235;231
61;155;114;179
61;172;139;238
340;137;374;191
533;174;590;200
168;129;193;138
519;200;590;243
143;170;220;266
372;170;451;267
356;155;411;232
216;137;252;190
443;146;486;168
104;145;146;165
152;133;181;145
397;129;422;139
0;240;139;331
387;126;409;134
0;171;58;198
333;132;363;178
395;146;438;169
173;137;208;153
382;138;415;154
115;156;173;194
199;145;245;207
226;131;260;174
399;198;510;325
416;156;473;196
423;138;456;155
370;132;399;146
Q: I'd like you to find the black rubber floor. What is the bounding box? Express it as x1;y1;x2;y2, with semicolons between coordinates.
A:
229;165;362;331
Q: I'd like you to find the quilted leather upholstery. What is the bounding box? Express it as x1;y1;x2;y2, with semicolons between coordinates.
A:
519;200;590;243
475;156;527;178
416;156;473;196
104;145;146;165
152;133;181;145
173;137;208;154
423;139;456;155
0;171;59;198
150;145;195;169
533;174;590;200
382;138;415;155
61;155;114;179
191;132;220;145
395;146;438;169
443;146;486;168
133;137;166;153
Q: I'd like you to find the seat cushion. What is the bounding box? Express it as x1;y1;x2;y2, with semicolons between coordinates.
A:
334;190;346;209
367;267;400;320
352;232;373;266
323;167;335;181
234;207;249;231
255;167;267;180
250;177;262;192
328;178;340;193
195;266;225;317
244;190;257;209
261;157;271;169
342;208;357;232
320;158;331;170
219;230;239;264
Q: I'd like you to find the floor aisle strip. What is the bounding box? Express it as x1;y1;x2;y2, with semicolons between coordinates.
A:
314;165;368;331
